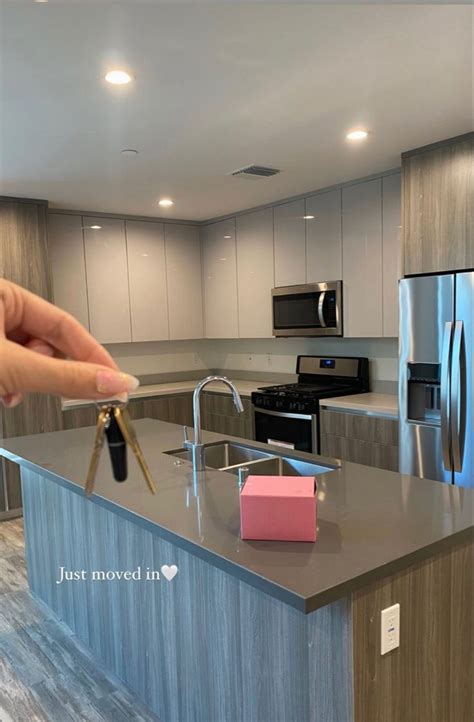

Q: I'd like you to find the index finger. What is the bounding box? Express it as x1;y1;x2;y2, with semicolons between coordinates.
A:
0;280;117;369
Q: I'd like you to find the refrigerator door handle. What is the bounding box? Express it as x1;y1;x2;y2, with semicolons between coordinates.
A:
450;320;466;472
440;321;453;471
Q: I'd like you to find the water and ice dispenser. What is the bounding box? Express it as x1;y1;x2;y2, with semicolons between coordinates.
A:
406;363;441;424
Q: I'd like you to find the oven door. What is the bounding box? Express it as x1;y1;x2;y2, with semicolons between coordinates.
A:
254;408;318;454
272;281;342;337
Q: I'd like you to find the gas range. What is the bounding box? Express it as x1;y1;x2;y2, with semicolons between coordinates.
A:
252;356;369;454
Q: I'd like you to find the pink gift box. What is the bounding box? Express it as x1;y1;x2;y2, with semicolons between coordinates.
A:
240;475;317;542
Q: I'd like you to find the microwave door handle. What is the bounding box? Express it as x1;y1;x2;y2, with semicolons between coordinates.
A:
440;321;453;471
450;320;466;472
317;292;327;328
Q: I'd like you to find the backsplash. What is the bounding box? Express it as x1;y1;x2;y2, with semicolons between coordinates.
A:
106;337;399;393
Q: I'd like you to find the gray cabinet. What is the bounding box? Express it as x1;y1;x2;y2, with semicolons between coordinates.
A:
342;179;383;338
201;219;239;338
83;217;132;343
402;134;473;275
305;189;342;282
126;220;169;342
48;213;90;329
273;199;306;287
320;408;398;472
236;208;274;338
165;224;203;340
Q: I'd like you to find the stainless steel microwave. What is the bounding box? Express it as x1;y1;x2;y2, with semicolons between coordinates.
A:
272;281;343;337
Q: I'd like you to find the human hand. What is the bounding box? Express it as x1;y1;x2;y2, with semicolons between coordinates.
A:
0;280;139;408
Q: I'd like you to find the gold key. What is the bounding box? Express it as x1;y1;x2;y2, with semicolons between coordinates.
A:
114;407;156;495
84;407;110;497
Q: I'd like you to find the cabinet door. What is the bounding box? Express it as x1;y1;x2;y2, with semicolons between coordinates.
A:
403;135;473;274
382;174;402;337
165;224;203;339
236;208;274;338
305;189;342;282
201;219;238;338
342;179;383;337
126;220;169;342
83;217;131;343
48;213;89;329
274;199;305;287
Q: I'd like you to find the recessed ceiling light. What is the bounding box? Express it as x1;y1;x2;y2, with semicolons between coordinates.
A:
34;0;48;3
303;215;315;220
224;235;232;239
158;198;174;208
105;70;133;85
121;149;138;157
90;225;102;230
346;129;369;141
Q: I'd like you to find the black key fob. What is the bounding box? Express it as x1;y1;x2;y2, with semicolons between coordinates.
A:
105;412;128;482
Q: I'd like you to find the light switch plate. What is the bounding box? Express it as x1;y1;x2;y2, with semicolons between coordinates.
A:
381;603;400;655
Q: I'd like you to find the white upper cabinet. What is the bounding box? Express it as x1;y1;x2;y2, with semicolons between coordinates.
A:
382;173;402;338
201;218;239;338
126;220;169;342
342;179;383;338
47;213;89;329
305;189;342;282
165;224;203;340
83;217;132;344
236;208;274;338
274;199;306;287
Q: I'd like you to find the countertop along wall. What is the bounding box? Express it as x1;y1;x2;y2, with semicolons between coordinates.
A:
105;336;399;394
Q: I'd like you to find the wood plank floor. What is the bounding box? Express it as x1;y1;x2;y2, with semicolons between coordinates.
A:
0;518;160;722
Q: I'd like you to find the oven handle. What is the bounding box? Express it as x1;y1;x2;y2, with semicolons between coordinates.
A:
254;407;313;421
317;291;327;328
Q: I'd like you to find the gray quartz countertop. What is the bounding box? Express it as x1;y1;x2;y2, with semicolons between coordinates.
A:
61;379;265;409
320;393;398;419
1;419;472;613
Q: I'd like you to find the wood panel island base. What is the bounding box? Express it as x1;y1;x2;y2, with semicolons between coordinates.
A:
1;420;472;722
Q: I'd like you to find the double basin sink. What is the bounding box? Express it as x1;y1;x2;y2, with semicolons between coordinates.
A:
165;441;336;478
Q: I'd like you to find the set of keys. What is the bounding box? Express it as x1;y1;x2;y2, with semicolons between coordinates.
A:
84;403;156;497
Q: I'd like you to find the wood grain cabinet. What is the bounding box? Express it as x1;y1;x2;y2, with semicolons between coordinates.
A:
273;199;306;287
83;217;132;344
402;133;473;275
320;409;399;472
125;220;169;342
48;213;90;329
62;394;193;430
201;392;253;439
165;224;203;340
382;173;402;337
342;179;383;338
236;208;274;338
201;219;239;338
305;189;342;282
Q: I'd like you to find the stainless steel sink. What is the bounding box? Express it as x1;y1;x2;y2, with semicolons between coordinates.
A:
164;442;274;470
239;455;332;477
164;440;335;477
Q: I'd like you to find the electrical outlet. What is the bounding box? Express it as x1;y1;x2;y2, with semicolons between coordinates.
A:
381;603;400;655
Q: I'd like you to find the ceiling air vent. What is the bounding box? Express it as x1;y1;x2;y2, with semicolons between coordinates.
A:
229;164;281;179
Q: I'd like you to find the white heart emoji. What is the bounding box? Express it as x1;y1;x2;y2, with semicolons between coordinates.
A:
161;564;178;582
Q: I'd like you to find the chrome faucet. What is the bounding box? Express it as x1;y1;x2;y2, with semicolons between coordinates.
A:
183;376;244;472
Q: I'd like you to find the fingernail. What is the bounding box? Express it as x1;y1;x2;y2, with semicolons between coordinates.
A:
1;393;23;408
96;370;140;396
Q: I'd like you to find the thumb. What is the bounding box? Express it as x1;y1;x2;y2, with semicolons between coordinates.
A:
0;339;139;400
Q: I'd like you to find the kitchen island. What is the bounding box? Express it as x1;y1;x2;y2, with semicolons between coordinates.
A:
1;419;472;722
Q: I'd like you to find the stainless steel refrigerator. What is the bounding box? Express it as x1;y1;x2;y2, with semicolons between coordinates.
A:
399;271;473;487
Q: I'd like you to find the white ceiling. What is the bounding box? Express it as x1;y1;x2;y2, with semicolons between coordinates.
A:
0;2;472;220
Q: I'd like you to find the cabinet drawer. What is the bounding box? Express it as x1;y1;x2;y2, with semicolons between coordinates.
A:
320;409;398;445
202;392;251;417
320;433;399;473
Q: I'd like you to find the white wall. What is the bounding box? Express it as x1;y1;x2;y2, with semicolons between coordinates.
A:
106;337;398;388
